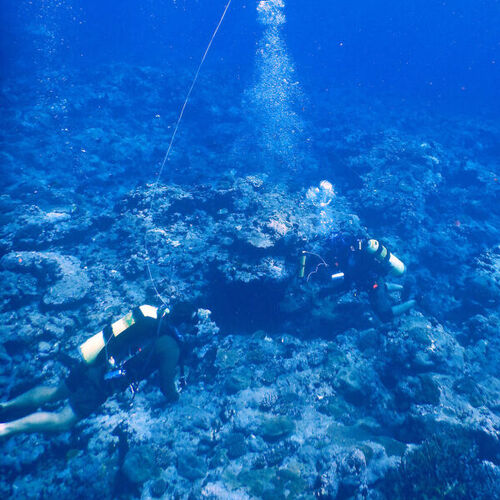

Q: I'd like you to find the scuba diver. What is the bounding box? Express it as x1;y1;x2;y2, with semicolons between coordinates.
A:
300;233;416;322
0;304;194;439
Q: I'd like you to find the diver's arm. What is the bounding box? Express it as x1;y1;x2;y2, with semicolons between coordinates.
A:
386;283;404;292
154;336;180;403
391;299;416;317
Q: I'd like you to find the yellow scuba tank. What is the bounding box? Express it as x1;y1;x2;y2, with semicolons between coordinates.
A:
365;239;405;277
299;252;307;278
79;305;169;364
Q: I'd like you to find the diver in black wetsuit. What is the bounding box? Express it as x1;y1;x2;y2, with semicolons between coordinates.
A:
302;232;416;322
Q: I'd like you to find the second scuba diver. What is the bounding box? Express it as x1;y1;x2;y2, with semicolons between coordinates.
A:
300;232;416;322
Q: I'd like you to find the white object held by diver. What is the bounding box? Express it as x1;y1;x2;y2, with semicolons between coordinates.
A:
331;272;345;284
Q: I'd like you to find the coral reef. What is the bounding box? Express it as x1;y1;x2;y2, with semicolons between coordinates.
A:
0;60;499;499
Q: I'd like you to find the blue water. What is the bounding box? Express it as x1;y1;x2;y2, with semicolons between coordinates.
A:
2;0;499;114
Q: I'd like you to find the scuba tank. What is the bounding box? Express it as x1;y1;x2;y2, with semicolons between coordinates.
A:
364;239;405;277
79;305;170;365
299;252;307;278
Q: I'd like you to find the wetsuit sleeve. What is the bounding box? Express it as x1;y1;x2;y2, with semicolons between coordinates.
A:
154;336;180;402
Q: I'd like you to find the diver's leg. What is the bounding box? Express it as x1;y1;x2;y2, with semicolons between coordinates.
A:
0;405;78;438
391;299;416;317
386;283;404;292
0;383;69;416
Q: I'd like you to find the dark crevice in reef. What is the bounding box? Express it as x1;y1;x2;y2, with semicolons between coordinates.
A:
205;270;289;334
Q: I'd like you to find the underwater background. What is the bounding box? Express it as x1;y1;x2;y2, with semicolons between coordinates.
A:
1;0;499;498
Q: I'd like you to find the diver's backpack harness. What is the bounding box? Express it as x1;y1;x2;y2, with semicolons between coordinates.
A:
102;305;167;396
80;305;186;398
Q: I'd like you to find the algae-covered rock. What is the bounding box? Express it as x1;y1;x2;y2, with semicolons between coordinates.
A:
395;374;441;410
317;395;356;424
406;317;465;373
122;445;159;485
224;369;252;394
0;251;91;307
215;346;243;370
336;366;369;406
259;415;295;442
237;468;276;498
326;423;407;458
337;448;368;499
237;465;309;500
271;466;309;499
260;366;281;386
416;374;441;405
224;432;247;459
177;452;207;481
453;376;488;408
209;447;229;468
149;478;167;498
